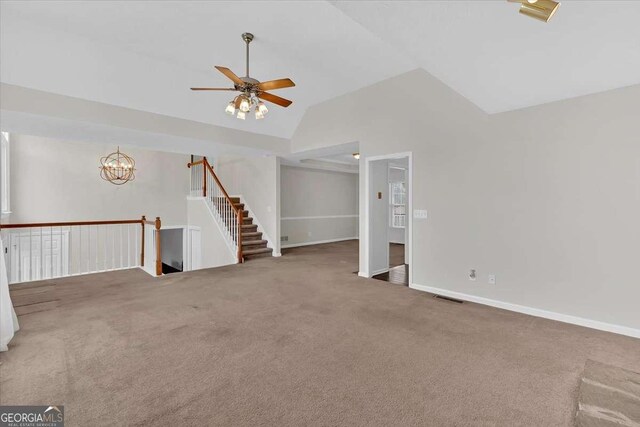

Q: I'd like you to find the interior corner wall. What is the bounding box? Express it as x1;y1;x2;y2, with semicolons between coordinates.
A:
292;68;640;332
8;134;190;225
214;155;280;255
280;165;358;247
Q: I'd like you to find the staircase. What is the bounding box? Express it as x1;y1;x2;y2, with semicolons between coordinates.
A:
226;197;273;260
189;157;272;262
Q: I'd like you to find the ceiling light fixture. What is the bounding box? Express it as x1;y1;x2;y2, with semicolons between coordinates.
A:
508;0;560;22
353;153;360;160
100;147;135;185
190;33;296;121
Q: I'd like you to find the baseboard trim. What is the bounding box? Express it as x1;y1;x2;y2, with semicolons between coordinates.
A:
281;237;358;249
281;215;359;220
409;283;640;339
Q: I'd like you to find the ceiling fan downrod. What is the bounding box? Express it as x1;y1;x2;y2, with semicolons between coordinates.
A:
242;32;254;78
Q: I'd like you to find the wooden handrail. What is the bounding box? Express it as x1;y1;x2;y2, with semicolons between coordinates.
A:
0;219;143;229
189;157;243;263
1;215;164;276
203;159;241;216
186;159;205;168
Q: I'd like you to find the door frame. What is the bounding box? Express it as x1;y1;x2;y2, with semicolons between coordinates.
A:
360;151;413;285
186;225;201;271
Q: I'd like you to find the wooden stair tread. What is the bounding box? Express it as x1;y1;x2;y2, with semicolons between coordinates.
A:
242;239;268;246
242;247;273;255
242;231;262;238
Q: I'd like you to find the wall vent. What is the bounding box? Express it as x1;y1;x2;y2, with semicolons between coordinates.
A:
281;235;289;242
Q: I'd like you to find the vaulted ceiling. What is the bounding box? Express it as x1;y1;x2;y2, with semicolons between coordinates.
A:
2;1;639;141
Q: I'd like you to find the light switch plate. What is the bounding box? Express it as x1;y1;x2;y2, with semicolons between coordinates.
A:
413;209;428;219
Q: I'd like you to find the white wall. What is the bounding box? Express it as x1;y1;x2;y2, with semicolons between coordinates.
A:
280;165;358;247
292;69;640;332
187;198;236;269
214;155;281;255
8;134;189;225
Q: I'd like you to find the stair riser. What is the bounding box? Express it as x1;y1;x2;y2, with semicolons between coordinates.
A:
243;252;272;260
242;243;268;249
242;233;262;240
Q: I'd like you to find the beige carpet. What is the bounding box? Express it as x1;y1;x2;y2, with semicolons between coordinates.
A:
575;360;640;426
1;240;639;426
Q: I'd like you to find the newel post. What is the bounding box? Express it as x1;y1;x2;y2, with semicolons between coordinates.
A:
140;215;146;267
237;210;243;263
155;217;162;276
202;157;207;198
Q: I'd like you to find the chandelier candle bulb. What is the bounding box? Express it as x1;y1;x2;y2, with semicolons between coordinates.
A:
239;97;250;112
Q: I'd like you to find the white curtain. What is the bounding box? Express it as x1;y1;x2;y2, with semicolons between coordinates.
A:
0;235;19;351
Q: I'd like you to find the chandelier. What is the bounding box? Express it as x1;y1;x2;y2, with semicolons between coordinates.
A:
100;147;136;185
225;94;269;120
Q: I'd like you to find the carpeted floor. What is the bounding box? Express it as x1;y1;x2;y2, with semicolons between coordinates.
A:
1;240;639;426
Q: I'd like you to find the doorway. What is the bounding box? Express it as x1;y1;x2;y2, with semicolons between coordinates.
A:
363;152;411;286
160;228;183;274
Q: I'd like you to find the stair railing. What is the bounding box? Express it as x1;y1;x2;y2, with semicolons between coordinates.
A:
0;216;163;284
188;157;243;263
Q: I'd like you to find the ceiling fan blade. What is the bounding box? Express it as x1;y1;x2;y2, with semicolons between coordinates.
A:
214;66;244;86
190;87;236;91
257;78;296;91
258;91;293;108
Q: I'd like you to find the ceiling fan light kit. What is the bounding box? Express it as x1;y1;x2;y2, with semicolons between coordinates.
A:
191;32;295;121
508;0;560;22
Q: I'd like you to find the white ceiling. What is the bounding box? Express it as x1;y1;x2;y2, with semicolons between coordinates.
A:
319;153;360;166
332;0;640;113
2;1;639;142
0;1;415;140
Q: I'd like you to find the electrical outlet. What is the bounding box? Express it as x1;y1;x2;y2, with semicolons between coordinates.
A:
280;236;288;242
488;274;496;285
413;210;428;219
469;269;477;281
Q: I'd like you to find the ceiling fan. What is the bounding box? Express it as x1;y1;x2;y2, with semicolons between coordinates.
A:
190;32;295;120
